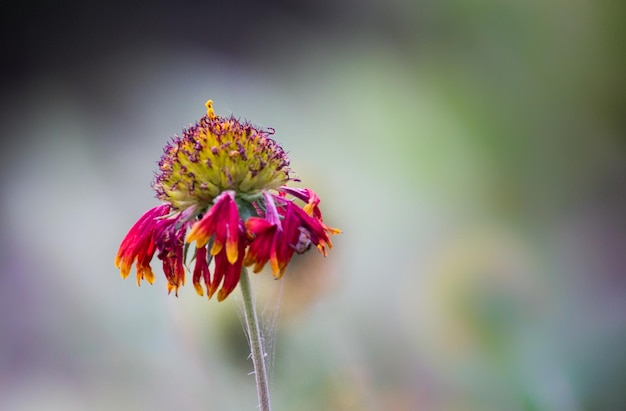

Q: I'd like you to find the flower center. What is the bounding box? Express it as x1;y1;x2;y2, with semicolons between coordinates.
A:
153;100;291;210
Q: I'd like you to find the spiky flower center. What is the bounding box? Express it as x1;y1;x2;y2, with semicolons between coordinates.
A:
153;101;291;210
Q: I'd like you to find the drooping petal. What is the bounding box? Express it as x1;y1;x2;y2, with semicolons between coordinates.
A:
244;217;277;273
154;217;188;296
262;191;282;225
187;191;238;259
279;187;321;218
135;239;157;285
278;188;342;250
187;212;217;250
278;186;310;202
290;204;330;247
224;194;241;264
211;221;246;301
192;246;211;297
114;204;170;284
267;198;341;277
217;237;246;302
187;191;231;248
272;203;300;278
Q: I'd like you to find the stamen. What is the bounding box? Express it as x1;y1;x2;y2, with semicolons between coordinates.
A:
206;100;216;119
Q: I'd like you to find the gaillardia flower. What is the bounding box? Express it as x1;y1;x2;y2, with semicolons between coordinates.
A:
115;100;340;301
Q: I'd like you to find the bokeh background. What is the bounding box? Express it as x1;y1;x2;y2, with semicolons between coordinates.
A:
1;1;625;410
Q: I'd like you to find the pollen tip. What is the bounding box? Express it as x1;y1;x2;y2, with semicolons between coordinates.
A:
270;256;280;277
317;244;328;256
207;286;217;299
193;282;205;296
210;240;223;256
303;204;315;216
327;226;342;235
253;262;265;273
226;242;239;265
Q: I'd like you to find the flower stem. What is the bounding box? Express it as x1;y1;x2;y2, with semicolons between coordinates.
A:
239;267;272;411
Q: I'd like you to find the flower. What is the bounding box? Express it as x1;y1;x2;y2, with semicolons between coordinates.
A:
115;100;339;301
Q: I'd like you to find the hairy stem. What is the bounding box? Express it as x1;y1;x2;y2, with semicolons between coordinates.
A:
239;267;272;411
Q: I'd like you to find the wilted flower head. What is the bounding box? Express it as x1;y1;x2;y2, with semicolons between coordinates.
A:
115;101;340;301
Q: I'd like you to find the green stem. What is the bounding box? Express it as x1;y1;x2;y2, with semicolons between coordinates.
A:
239;267;272;411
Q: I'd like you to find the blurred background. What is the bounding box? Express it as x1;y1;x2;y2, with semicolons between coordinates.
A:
1;1;625;410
